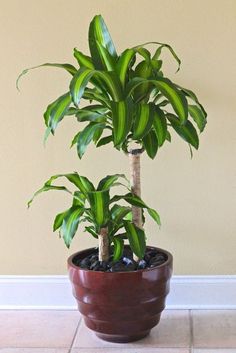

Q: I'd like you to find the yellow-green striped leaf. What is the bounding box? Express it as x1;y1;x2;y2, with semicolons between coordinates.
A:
61;207;84;248
44;92;71;134
73;48;94;69
133;103;154;140
167;114;199;149
113;237;124;261
126;77;188;123
153;106;167;146
87;189;110;227
143;129;158;159
44;173;95;194
97;174;128;191
96;40;116;71
116;49;135;87
111;100;133;146
89;15;117;70
27;184;71;209
188;105;207;132
70;68;123;106
75;122;106;158
124;221;146;259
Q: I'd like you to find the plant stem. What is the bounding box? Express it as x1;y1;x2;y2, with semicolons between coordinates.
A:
98;227;109;262
129;148;143;262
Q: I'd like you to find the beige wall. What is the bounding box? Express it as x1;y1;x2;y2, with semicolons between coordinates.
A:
1;0;235;275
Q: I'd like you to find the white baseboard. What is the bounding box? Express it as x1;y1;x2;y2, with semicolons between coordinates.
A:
0;275;236;310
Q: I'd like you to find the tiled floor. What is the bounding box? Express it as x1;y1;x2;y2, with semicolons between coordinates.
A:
0;310;236;352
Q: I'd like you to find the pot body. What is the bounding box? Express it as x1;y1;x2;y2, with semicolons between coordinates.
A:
68;246;173;343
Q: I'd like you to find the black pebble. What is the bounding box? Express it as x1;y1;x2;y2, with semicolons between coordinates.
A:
79;258;91;269
138;259;147;269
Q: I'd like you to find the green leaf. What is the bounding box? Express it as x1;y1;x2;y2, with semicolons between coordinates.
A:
97;174;128;191
153;106;167;146
16;63;77;90
176;85;207;118
61;207;84;248
116;49;136;87
73;48;94;69
126;77;188;123
188;105;207;132
72;191;86;207
124;221;146;259
111;204;132;228
95;40;116;71
75;122;106;158
76;108;107;123
27;185;71;208
53;209;71;232
113;237;124;261
89;15;117;70
44;173;95;194
133;103;154;140
111;100;133;146
85;226;98;239
143;129;158;159
167;114;199;149
87;189;110;227
147;208;161;226
70;68;123;106
44;92;71;134
96;135;113;147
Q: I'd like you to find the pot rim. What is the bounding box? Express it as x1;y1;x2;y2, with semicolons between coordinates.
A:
67;245;173;274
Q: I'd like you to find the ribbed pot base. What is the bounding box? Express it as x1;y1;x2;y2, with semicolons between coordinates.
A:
96;330;150;343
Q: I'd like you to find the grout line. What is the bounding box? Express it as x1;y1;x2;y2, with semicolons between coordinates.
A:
189;309;194;353
68;316;82;353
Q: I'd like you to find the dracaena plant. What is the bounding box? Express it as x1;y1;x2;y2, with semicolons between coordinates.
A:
18;14;207;262
28;173;160;260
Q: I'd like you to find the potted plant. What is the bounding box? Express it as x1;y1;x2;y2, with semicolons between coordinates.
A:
18;14;207;343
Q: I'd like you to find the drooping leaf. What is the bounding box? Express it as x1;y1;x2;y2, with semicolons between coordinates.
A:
143;129;158;159
167;114;199;149
176;85;207;118
16;63;77;90
44;92;71;134
188;105;207;132
111;100;133;146
96;135;113;147
147;208;161;226
112;237;124;261
27;185;71;208
75;122;106;158
87;189;110;227
53;209;71;232
126;77;188;123
76;108;107;123
43;173;95;194
152;106;167;146
133;103;154;140
124;221;146;259
61;207;84;248
97;174;128;191
89;14;117;70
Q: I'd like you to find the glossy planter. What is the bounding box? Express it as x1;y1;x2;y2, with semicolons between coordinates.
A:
68;246;173;343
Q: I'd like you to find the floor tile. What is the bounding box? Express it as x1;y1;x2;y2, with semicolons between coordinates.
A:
193;348;236;353
0;348;69;353
0;310;80;348
73;310;190;348
71;349;190;353
192;310;236;348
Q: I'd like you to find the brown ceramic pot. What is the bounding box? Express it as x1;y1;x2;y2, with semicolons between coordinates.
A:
68;246;173;343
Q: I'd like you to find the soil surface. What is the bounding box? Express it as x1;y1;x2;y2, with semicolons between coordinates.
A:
73;247;167;272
